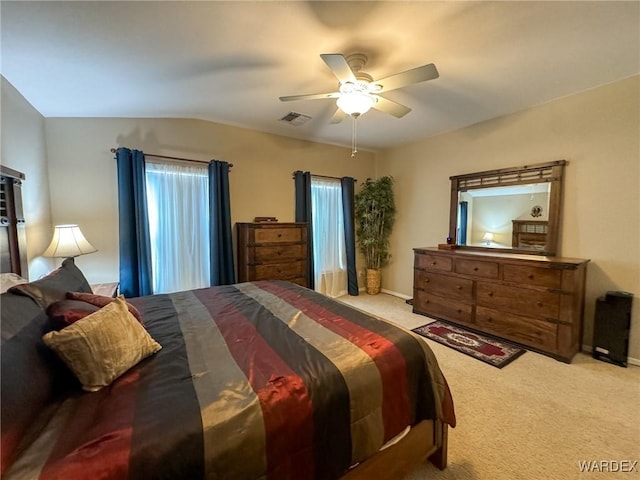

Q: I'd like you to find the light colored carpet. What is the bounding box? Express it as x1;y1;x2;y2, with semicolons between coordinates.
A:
337;292;640;480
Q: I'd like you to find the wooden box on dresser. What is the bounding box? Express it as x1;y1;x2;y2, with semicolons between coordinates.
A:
237;222;308;287
413;247;590;362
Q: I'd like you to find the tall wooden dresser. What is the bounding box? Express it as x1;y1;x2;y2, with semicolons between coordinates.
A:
413;247;589;362
236;222;308;287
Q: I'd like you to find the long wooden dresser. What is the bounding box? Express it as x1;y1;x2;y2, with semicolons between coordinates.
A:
237;222;308;287
413;247;589;362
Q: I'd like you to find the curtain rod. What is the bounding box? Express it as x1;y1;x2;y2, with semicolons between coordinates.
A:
110;148;233;168
292;171;357;182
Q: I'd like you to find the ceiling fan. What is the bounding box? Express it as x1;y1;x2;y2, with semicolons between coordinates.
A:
279;53;439;123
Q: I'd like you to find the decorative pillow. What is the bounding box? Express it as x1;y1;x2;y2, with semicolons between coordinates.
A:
42;296;161;392
46;299;101;330
8;283;65;310
8;258;92;309
66;291;143;323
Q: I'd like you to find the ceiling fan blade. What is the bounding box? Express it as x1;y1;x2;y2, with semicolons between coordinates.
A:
373;96;412;118
279;92;340;102
320;54;356;84
329;108;346;124
373;63;439;93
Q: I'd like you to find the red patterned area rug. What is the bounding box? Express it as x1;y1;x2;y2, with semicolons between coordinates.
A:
412;321;526;368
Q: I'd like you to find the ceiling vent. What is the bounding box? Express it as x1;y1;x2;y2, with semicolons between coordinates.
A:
279;112;312;126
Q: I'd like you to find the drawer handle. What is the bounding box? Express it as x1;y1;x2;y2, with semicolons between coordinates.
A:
431;261;437;266
457;309;462;314
487;292;494;297
277;233;282;238
456;285;462;290
473;267;479;271
536;301;543;307
425;279;430;283
277;250;282;255
528;274;534;279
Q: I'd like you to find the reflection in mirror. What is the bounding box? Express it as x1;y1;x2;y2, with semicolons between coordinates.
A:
458;183;551;249
449;160;565;256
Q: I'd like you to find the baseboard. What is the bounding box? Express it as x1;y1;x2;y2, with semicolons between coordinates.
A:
581;344;640;367
356;287;412;300
380;288;412;300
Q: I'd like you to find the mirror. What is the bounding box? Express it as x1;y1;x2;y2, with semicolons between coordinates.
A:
448;160;565;256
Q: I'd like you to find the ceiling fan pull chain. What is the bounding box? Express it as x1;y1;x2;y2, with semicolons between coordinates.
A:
351;115;358;157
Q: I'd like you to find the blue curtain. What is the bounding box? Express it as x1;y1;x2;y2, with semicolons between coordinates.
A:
208;160;235;286
294;171;314;289
115;148;153;297
341;177;358;295
459;201;468;245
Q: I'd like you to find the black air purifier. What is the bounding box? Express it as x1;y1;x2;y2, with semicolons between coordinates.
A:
592;291;633;367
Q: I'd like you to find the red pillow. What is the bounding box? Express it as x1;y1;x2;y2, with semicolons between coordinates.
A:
66;292;143;323
46;299;100;330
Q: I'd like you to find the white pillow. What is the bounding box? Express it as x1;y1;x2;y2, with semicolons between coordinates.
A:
0;272;28;293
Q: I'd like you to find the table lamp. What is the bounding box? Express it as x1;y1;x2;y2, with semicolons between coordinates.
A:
42;224;97;258
482;232;494;245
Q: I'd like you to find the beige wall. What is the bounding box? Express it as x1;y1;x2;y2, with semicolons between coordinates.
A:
44;117;375;283
377;75;640;360
1;76;54;279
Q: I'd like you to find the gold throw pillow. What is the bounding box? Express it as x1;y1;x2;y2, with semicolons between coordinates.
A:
42;296;161;392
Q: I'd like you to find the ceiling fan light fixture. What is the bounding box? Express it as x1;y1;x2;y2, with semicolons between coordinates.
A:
337;92;376;116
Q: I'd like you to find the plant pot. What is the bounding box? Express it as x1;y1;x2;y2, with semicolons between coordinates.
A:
365;268;381;295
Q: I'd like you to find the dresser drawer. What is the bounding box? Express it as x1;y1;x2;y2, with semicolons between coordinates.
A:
254;227;304;244
254;244;305;263
254;260;306;280
415;253;452;272
476;306;558;351
413;290;473;325
476;282;560;320
503;264;561;289
414;269;473;302
455;259;499;279
237;223;309;286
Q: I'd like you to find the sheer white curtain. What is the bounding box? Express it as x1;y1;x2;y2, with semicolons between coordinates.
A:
145;162;210;294
311;177;347;297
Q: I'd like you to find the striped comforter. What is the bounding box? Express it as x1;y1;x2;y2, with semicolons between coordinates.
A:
6;281;455;480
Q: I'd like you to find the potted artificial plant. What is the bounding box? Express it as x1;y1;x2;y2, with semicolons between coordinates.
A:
354;176;396;295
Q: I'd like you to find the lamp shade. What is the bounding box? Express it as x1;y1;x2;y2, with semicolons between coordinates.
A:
42;224;97;258
337;92;376;116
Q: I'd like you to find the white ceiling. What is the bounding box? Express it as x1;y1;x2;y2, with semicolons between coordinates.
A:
2;1;639;151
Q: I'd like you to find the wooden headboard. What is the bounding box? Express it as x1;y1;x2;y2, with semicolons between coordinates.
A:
511;219;548;250
0;165;27;276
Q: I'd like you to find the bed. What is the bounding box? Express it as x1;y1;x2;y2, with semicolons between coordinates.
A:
1;258;455;480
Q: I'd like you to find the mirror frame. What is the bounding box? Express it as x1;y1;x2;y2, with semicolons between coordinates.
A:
448;160;566;256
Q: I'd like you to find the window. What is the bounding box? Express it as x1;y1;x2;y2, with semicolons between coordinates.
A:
145;162;210;294
311;177;347;297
